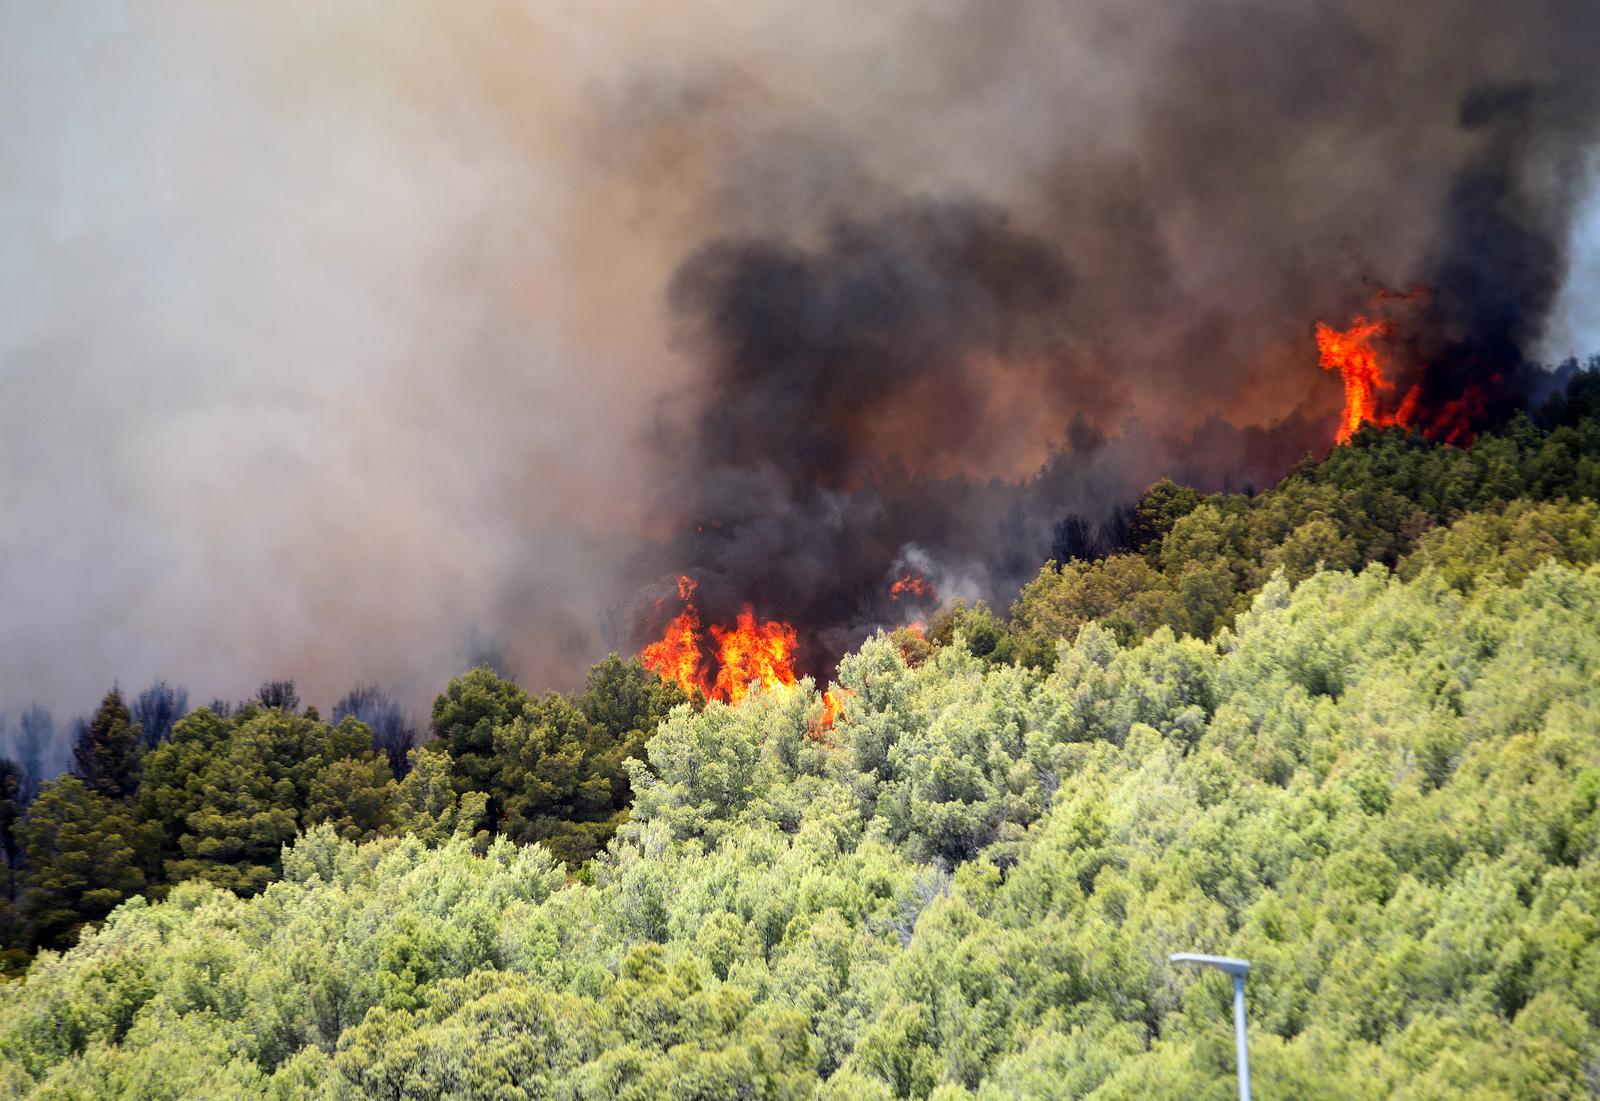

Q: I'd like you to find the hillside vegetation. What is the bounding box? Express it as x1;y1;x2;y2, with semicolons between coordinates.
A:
0;659;684;969
3;372;1600;1097
3;551;1599;1097
935;371;1600;663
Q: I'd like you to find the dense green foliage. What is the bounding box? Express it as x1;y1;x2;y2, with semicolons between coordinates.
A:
138;705;392;895
3;550;1599;1097
0;661;679;967
0;758;20;975
11;780;158;954
432;655;686;866
933;383;1600;666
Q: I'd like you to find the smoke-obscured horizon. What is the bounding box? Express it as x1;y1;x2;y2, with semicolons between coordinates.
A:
3;0;1598;722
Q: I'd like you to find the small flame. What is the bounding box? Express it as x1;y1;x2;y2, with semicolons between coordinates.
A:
641;577;800;704
811;688;849;740
889;574;936;601
1428;391;1483;445
819;688;847;726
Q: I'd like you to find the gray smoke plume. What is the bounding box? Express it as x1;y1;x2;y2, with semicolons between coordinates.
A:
2;0;1597;722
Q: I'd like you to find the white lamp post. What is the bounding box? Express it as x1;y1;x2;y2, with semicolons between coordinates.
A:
1170;953;1251;1101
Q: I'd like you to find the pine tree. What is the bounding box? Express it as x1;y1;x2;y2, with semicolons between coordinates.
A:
132;679;189;748
256;679;302;713
16;777;157;950
332;684;419;777
0;757;22;896
431;667;530;806
16;705;53;800
70;688;143;800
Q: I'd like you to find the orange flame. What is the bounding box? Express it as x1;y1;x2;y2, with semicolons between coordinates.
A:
1315;287;1436;445
1316;315;1410;443
819;688;847;727
711;608;799;705
641;577;800;705
889;574;936;601
640;577;711;697
811;688;849;741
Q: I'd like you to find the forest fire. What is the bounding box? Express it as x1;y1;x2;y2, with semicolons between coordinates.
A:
640;576;800;704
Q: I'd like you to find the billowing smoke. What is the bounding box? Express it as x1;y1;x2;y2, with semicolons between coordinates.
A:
632;0;1600;672
635;200;1320;668
2;1;1598;724
1394;82;1600;431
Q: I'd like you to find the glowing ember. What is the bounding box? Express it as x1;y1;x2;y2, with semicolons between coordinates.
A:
640;577;800;704
889;574;936;601
1423;388;1487;446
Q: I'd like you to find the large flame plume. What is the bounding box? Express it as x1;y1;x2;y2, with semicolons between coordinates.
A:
1316;314;1412;443
640;576;800;705
710;610;800;705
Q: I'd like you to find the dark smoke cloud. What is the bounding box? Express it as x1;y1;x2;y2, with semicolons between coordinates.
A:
1397;81;1600;429
630;0;1600;674
638;199;1322;668
3;0;1598;721
669;201;1090;489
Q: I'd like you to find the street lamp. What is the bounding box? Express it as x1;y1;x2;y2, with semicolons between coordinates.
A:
1170;953;1251;1101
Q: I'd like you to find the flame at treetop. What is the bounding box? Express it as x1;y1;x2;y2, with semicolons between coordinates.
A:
818;688;847;727
640;576;708;697
889;574;935;601
811;687;850;742
1313;286;1462;446
1315;314;1420;444
710;609;799;705
640;576;801;705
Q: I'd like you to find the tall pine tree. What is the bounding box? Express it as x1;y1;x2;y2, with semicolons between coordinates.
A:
15;777;155;950
71;688;143;800
0;757;21;895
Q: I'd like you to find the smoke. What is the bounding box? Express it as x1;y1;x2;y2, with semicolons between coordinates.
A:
634;0;1600;667
1;2;667;717
2;0;1598;721
1543;154;1600;363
